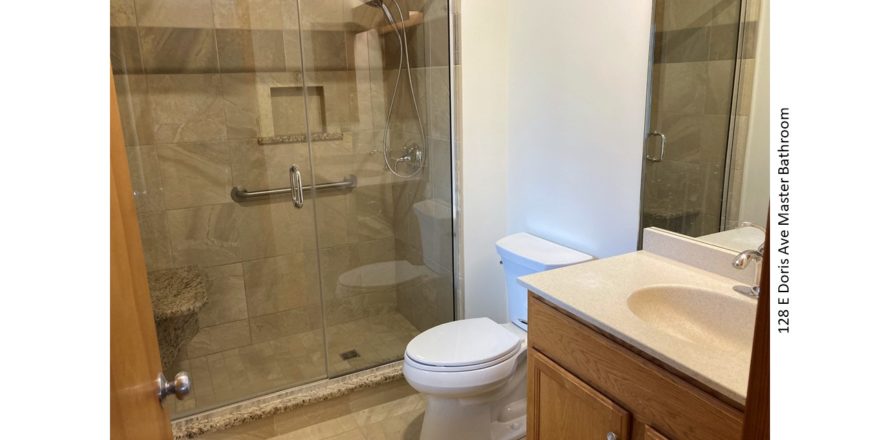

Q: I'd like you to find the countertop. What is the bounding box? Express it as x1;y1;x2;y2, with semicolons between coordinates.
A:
518;250;756;406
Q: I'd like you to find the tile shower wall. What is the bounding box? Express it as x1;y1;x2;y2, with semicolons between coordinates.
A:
111;0;453;416
643;0;757;237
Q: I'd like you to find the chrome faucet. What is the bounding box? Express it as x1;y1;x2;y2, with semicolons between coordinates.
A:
732;243;763;298
393;143;423;172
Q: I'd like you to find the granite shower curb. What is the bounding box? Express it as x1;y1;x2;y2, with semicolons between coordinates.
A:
171;361;403;439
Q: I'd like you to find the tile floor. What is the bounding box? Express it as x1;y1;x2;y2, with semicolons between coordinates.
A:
169;312;421;417
197;379;425;440
326;313;422;377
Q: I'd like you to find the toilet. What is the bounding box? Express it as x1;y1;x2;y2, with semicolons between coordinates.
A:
403;232;593;440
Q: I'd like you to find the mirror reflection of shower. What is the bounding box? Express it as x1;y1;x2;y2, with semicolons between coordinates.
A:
363;0;427;178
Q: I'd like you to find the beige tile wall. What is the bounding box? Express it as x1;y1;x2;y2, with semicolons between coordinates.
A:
112;0;454;415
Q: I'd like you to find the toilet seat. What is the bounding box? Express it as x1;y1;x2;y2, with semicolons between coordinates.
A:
404;348;520;373
405;318;522;372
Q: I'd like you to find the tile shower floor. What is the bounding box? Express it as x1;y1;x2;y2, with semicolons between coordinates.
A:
198;379;425;440
169;312;421;416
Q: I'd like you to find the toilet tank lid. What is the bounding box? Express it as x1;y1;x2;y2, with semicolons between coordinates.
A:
413;198;451;219
496;232;593;269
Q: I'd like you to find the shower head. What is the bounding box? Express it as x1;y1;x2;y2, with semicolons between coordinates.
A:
360;0;397;25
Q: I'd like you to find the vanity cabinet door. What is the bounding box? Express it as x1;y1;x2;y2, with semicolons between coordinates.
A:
528;350;631;440
635;422;672;440
644;426;670;440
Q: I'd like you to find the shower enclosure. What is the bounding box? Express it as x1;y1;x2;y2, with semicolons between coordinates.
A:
110;0;454;417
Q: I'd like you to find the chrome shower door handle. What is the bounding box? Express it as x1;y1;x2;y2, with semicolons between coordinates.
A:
157;371;191;402
646;131;667;162
289;164;304;208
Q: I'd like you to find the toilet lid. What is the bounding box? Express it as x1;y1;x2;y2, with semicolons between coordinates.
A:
405;318;521;368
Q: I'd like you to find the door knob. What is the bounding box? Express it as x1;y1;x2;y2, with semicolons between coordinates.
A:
606;433;618;440
157;371;191;402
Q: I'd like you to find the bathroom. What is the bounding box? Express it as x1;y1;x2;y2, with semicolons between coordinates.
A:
106;0;770;437
6;0;875;438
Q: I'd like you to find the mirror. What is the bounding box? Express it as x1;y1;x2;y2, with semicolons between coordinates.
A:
639;0;768;252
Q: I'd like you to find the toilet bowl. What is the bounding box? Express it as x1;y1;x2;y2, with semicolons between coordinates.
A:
403;233;593;440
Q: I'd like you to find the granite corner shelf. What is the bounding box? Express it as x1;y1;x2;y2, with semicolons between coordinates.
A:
147;266;208;372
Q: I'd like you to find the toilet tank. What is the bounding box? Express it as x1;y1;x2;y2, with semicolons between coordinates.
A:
413;199;453;275
496;233;593;331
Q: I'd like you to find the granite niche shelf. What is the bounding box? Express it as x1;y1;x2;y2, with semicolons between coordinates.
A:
257;131;343;145
147;266;208;372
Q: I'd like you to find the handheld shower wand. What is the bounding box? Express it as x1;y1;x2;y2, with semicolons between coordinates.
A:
361;0;427;178
363;0;396;23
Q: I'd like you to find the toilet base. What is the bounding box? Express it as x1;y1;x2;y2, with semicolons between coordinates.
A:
420;398;525;440
417;358;527;440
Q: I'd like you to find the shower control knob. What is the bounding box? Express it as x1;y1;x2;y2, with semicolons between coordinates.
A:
606;433;618;440
157;371;192;402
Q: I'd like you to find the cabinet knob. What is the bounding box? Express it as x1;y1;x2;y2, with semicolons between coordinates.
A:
606;433;618;440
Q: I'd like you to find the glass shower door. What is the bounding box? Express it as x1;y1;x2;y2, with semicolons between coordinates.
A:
111;0;330;417
641;0;743;237
111;0;456;417
297;0;455;377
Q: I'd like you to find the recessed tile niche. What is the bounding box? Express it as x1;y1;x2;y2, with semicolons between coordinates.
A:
270;86;326;135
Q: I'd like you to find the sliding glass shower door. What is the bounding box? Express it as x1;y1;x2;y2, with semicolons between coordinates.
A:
110;0;453;417
297;0;454;378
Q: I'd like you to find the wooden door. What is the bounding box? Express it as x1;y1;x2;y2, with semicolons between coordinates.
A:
110;71;173;440
741;216;770;440
528;350;631;439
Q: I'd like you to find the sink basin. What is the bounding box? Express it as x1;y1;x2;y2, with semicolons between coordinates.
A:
627;285;756;353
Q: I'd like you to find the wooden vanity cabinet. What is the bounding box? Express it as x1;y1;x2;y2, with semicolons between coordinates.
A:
527;294;744;440
528;350;631;439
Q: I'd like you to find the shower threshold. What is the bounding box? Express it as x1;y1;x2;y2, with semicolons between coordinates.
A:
171;361;404;439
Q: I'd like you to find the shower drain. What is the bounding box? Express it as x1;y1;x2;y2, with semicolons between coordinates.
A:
339;349;360;360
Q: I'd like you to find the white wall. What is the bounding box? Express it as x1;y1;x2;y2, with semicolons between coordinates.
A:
506;0;653;258
740;0;770;224
458;0;653;321
459;0;510;322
